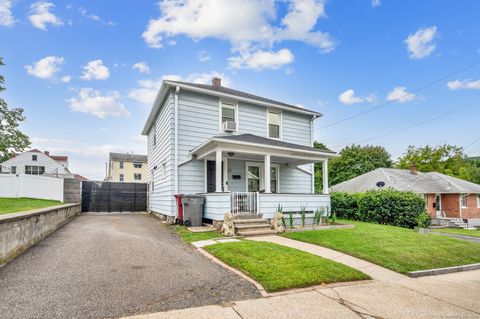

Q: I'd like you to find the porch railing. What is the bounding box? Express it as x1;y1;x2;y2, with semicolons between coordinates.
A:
230;192;259;214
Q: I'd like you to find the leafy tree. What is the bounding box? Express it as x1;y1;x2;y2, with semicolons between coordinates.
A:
314;143;392;192
396;144;480;183
0;58;30;162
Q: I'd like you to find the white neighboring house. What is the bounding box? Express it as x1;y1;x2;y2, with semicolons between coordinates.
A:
0;149;72;178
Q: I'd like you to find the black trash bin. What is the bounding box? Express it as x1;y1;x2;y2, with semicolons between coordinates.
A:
181;194;205;227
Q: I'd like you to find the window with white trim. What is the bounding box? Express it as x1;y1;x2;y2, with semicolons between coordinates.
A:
460;194;467;208
119;174;124;182
25;165;45;175
133;162;142;169
270;166;279;193
11;166;16;174
477;194;480;208
134;173;142;181
160;162;166;178
119;161;124;169
221;101;236;126
267;110;281;139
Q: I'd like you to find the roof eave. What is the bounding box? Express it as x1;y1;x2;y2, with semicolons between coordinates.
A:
141;83;170;135
163;80;322;118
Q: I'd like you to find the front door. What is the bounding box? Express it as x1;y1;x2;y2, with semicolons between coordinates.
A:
206;160;224;193
435;194;442;217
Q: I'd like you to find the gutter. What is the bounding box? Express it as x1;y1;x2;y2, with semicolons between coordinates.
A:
174;86;180;194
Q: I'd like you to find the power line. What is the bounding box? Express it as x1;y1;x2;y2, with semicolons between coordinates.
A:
316;58;480;131
463;136;480;151
328;102;474;148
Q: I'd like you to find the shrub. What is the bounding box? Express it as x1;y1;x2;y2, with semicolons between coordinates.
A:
331;190;426;228
416;212;432;228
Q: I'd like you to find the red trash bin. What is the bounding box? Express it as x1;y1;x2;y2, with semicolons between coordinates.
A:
174;194;184;224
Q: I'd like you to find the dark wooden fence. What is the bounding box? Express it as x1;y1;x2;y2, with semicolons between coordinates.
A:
81;181;147;212
63;178;81;203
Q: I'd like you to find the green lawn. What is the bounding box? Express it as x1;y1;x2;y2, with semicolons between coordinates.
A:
431;228;480;238
283;220;480;274
175;226;223;243
204;240;369;292
0;197;62;215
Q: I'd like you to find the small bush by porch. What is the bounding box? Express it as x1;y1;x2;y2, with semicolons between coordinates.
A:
283;220;480;274
203;240;369;292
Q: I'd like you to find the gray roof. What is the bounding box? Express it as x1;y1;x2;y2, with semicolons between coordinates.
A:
212;134;336;154
331;168;480;194
167;80;321;116
109;152;147;162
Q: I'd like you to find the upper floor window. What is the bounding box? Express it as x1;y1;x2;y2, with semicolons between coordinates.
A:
119;161;124;169
25;165;45;175
133;162;142;169
134;173;142;181
220;101;237;133
32;154;37;161
221;101;236;124
268;110;281;139
460;194;467;208
11;166;16;174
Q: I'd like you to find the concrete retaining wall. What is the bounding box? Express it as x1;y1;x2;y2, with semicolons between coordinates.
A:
0;203;81;265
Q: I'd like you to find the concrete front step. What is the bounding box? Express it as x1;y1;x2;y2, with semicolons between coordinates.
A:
235;223;272;230
237;229;277;236
234;213;263;220
233;218;268;224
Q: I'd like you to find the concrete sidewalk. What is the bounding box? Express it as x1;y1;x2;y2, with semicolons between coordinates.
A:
123;270;480;319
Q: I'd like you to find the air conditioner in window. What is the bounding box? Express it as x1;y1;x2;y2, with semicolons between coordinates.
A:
223;121;236;132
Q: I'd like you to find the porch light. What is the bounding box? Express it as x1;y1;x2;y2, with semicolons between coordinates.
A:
228;152;235;157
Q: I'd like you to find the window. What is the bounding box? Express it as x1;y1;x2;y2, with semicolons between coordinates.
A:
134;173;142;181
133;162;142;169
267;110;281;139
160;162;166;178
11;166;16;174
32;154;37;161
461;194;467;208
221;101;236;124
270;166;278;193
119;174;124;182
478;194;480;208
119;161;124;169
25;165;45;175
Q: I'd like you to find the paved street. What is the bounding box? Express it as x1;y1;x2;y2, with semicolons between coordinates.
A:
0;214;260;319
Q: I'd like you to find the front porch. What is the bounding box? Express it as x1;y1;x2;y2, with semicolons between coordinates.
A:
188;134;338;221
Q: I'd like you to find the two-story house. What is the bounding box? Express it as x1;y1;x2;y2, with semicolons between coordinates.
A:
0;149;71;177
107;152;147;183
142;78;337;225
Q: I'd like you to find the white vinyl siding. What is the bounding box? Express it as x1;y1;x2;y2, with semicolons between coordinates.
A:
1;151;67;176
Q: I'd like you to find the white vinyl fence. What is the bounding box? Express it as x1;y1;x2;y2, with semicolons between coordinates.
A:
0;174;64;202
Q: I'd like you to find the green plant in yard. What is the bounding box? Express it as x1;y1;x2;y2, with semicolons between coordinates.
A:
300;205;307;227
313;208;324;226
288;211;294;228
329;209;336;225
281;217;286;228
415;212;432;228
0;198;61;214
283;219;480;274
204;240;369;292
277;203;283;214
175;226;222;243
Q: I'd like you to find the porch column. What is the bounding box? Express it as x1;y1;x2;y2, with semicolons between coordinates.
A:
264;154;271;193
215;150;222;192
322;159;329;195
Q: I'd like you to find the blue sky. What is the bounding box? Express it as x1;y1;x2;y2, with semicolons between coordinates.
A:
1;0;479;180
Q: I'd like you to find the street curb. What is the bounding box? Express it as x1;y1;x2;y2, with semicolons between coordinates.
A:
407;263;480;278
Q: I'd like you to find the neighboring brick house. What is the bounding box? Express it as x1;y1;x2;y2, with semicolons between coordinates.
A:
331;166;480;226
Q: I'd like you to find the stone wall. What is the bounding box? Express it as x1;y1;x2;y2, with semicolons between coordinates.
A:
0;203;81;265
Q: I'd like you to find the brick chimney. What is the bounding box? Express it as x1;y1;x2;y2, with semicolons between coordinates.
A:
44;151;50;156
212;77;221;87
410;164;417;175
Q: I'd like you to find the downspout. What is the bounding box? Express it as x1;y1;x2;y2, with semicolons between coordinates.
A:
174;86;180;194
310;115;315;194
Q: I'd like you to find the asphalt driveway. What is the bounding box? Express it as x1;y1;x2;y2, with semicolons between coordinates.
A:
0;214;260;319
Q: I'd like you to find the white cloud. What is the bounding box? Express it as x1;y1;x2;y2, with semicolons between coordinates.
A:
79;6;115;26
129;71;231;105
28;1;63;30
142;0;335;70
447;79;480;90
405;26;437;59
81;59;110;80
228;48;294;70
132;61;150;74
371;0;381;7
386;86;416;103
25;56;64;79
0;0;15;26
197;50;211;62
338;89;364;105
60;75;71;83
68;88;130;118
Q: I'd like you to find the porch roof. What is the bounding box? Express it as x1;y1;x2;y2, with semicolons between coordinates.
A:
190;134;338;162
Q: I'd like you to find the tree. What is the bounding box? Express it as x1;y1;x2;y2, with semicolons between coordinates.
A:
314;143;392;192
396;144;480;183
0;58;30;162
